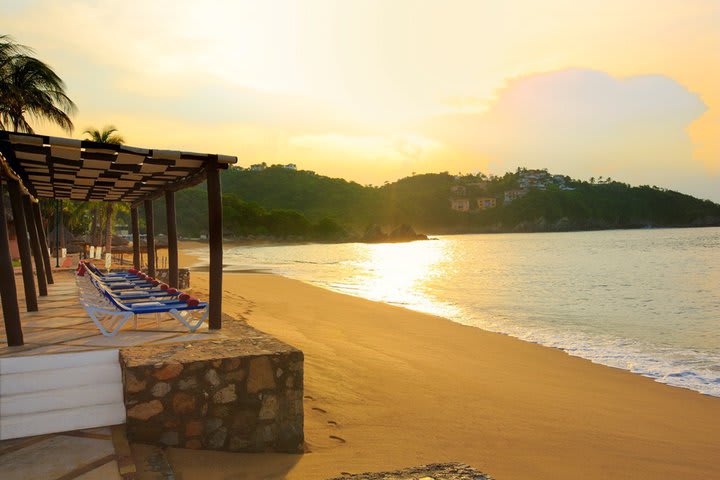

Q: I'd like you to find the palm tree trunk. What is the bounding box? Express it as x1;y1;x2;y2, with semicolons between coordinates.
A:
104;203;113;254
90;204;99;245
59;219;65;249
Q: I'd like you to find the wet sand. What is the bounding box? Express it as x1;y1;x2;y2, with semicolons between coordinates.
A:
169;241;720;479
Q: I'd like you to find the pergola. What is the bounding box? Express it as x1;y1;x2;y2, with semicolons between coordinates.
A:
0;131;237;346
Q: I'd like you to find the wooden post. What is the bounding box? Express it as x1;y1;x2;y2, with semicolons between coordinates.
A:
0;180;23;346
165;190;179;287
54;199;60;267
6;180;38;312
131;206;140;269
207;163;223;330
32;201;54;284
144;199;155;276
22;195;47;296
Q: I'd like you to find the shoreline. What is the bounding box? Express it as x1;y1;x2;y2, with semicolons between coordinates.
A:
180;240;719;398
176;224;720;249
175;242;720;479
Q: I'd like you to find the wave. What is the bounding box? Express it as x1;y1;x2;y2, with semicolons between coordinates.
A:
296;273;720;397
219;230;720;398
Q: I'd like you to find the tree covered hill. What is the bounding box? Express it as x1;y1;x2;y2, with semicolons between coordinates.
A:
161;165;720;239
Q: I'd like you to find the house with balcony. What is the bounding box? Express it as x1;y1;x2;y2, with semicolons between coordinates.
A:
504;189;528;204
450;198;471;212
476;197;497;210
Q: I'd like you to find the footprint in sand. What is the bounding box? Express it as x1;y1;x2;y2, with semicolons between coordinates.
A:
327;420;338;426
304;395;315;400
329;435;346;443
311;407;327;413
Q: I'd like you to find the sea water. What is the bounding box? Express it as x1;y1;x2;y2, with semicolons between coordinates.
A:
208;227;720;396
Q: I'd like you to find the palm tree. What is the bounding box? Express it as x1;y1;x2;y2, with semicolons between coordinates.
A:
0;35;76;133
83;125;124;145
83;126;125;254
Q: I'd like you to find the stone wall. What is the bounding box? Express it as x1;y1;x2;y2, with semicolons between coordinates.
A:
119;335;304;453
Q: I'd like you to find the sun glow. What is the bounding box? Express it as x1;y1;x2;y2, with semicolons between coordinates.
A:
347;241;458;318
2;0;718;199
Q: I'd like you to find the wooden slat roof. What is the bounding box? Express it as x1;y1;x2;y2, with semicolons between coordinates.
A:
0;150;38;203
0;132;237;205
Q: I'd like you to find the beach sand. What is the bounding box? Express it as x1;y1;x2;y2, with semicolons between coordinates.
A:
169;242;720;479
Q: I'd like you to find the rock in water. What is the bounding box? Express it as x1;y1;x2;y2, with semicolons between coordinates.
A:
387;224;429;242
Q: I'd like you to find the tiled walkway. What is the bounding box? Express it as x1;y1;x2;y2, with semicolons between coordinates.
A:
1;270;222;357
0;426;131;480
1;269;221;479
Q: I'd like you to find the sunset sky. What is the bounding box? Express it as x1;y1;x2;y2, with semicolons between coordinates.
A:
2;0;719;200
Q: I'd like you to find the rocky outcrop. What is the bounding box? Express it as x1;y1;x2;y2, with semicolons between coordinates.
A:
360;224;428;243
327;462;493;479
387;224;429;242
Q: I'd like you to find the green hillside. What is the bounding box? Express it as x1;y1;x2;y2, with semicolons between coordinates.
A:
156;166;720;239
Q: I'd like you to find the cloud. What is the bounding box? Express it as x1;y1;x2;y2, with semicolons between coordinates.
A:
287;133;444;181
290;133;441;161
426;68;714;197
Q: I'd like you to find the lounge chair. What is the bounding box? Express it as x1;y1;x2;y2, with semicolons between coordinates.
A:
77;264;208;336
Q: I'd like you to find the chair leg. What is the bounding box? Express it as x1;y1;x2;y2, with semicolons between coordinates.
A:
170;307;209;332
84;307;132;337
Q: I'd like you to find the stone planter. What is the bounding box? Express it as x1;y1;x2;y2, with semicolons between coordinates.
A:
120;336;304;453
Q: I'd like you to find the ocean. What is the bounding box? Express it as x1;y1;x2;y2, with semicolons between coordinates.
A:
205;227;720;396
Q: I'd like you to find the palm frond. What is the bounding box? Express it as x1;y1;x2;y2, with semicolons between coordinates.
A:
83;125;124;145
0;38;75;133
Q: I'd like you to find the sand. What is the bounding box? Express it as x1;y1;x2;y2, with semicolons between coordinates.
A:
169;242;720;479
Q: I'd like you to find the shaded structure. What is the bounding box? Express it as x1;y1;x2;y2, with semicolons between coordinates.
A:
0;131;237;346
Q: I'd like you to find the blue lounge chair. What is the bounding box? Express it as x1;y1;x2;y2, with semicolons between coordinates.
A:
78;265;208;336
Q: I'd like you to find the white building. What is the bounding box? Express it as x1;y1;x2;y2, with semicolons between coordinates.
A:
504;189;527;204
450;198;471;212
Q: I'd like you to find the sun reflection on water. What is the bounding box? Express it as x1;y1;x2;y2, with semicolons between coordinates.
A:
343;240;460;318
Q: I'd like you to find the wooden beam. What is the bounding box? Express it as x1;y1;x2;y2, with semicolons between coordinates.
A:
6;179;38;312
144;199;155;276
129;169;208;209
165;190;179;287
131;206;140;269
32;201;54;284
206;164;223;329
0;180;23;346
22;195;47;296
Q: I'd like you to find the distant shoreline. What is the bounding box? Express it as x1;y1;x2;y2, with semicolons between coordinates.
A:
178;222;720;249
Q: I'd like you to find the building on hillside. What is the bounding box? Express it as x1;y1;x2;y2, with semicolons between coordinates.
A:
504;189;527;204
450;198;471;212
476;197;497;210
466;181;488;190
450;185;466;196
249;163;267;171
283;164;297;170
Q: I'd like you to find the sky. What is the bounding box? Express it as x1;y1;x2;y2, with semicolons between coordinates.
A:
2;0;719;200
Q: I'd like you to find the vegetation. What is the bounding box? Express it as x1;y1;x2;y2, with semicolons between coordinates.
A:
144;191;348;242
170;166;720;239
0;35;76;133
42;164;720;245
82;126;127;253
